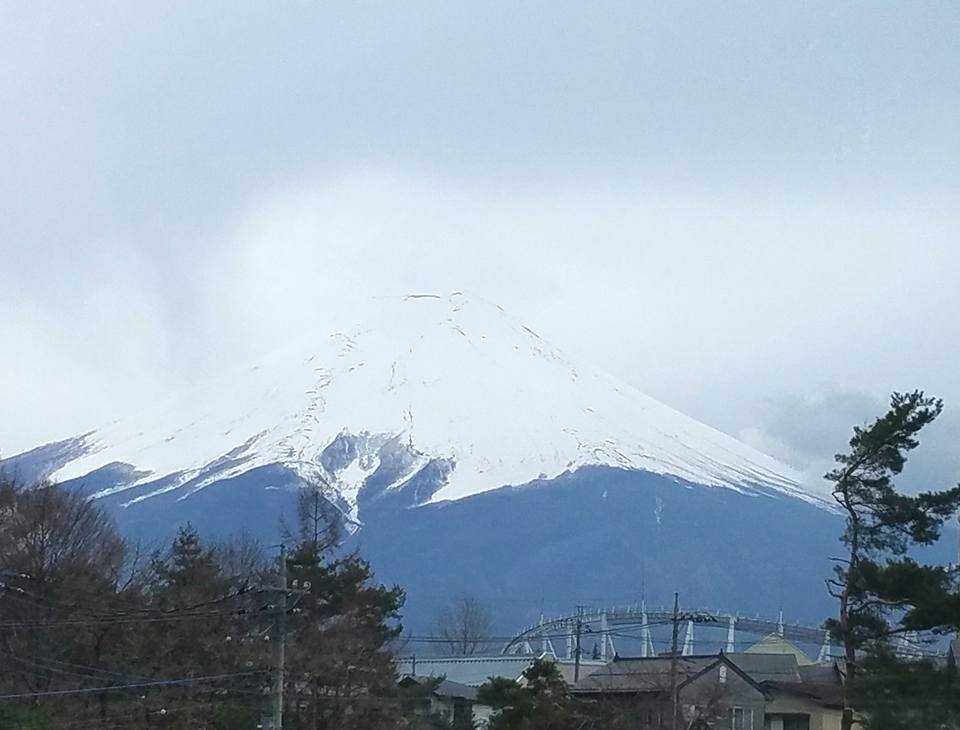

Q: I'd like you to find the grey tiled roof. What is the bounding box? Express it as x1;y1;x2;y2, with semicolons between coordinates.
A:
401;675;479;701
572;650;848;710
796;663;841;685
573;652;806;694
773;664;844;707
572;656;716;693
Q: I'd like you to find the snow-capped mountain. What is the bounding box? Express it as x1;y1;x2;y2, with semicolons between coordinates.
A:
7;292;821;527
6;293;892;632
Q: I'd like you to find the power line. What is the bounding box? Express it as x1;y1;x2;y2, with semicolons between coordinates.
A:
0;604;274;629
0;651;150;683
0;581;264;617
0;671;264;700
0;649;153;681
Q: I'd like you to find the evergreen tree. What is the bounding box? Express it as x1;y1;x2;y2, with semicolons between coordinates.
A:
151;524;226;604
850;648;960;729
477;658;585;730
132;524;261;728
825;391;960;730
283;540;406;730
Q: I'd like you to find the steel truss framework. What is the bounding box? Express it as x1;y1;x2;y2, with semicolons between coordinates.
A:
502;604;932;662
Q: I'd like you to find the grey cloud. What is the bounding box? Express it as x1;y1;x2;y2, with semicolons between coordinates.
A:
1;2;959;466
740;388;960;494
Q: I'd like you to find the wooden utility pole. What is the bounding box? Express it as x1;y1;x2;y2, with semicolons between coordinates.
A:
272;543;287;730
573;606;585;682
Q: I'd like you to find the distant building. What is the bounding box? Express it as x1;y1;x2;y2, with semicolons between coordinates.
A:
394;653;603;728
395;652;604;687
398;675;492;727
571;651;844;730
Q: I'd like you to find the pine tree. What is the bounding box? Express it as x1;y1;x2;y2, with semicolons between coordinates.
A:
478;658;585;730
152;524;225;602
850;647;960;728
825;391;960;730
283;540;406;729
134;524;259;728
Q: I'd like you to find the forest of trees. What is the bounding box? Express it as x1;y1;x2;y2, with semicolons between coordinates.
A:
0;479;446;729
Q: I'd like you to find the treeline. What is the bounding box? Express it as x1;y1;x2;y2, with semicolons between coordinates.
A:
0;476;670;730
0;479;439;729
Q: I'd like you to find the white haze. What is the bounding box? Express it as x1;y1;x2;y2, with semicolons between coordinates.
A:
1;2;959;490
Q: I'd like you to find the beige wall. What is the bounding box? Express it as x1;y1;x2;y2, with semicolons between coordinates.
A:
765;695;842;730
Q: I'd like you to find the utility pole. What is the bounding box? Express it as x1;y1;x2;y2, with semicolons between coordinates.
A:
272;543;287;730
666;597;717;730
669;592;680;730
573;606;585;682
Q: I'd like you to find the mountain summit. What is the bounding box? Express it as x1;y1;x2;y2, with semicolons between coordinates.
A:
10;292;819;528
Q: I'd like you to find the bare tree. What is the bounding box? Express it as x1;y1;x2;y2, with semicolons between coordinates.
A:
679;672;736;730
216;529;270;587
435;595;494;656
0;479;125;591
0;479;130;719
282;475;343;553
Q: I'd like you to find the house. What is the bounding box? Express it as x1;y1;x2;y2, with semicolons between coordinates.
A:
763;663;843;730
571;652;844;730
573;654;765;729
398;675;492;727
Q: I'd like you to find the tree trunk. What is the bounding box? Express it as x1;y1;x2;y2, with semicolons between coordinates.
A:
838;489;860;730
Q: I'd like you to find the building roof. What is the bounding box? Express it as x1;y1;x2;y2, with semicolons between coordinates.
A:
764;663;844;708
746;633;814;666
396;655;538;687
399;675;478;701
572;655;716;694
724;652;802;683
553;659;605;685
571;651;839;702
395;653;604;688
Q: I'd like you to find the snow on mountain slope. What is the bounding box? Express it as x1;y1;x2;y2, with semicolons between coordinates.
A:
47;292;818;517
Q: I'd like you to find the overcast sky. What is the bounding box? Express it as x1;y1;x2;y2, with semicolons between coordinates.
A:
3;1;959;490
